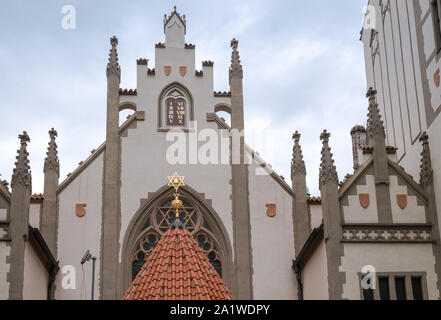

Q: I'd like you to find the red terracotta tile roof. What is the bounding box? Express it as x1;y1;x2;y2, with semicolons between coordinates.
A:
122;225;234;301
31;193;44;200
307;197;321;205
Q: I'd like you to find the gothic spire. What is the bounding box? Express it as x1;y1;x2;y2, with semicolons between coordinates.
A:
106;36;121;80
292;131;306;176
366;87;385;140
229;38;243;82
11;131;31;190
420;132;433;186
319;130;338;187
44;128;60;177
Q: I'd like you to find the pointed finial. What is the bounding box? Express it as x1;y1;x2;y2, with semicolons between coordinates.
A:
229;38;243;81
319;130;338;187
366;87;385;139
107;36;121;79
11;131;32;190
174;5;177;12
44;128;60;176
320;130;331;144
292;131;306;176
419;132;432;186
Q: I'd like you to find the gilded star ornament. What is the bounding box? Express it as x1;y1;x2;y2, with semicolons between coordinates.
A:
168;172;185;192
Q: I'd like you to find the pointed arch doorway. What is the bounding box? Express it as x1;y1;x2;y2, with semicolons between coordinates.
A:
119;185;234;296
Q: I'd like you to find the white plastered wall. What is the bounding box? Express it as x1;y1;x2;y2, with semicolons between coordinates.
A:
29;203;41;229
341;243;439;300
309;204;323;229
302;241;328;300
23;242;48;300
389;175;426;224
248;163;297;300
343;175;379;224
55;153;103;300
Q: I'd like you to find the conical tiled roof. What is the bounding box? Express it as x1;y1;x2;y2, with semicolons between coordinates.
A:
122;224;234;300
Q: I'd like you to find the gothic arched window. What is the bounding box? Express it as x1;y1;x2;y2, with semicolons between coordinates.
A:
130;199;223;280
161;87;190;128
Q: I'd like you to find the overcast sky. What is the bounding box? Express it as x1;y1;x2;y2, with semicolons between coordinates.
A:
0;0;368;195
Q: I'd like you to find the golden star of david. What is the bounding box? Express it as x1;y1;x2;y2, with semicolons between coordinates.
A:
168;172;185;192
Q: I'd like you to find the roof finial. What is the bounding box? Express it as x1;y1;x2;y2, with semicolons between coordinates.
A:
44;128;60;177
229;38;243;82
366;87;385;140
168;172;186;229
292;131;306;176
11;131;32;190
419;132;433;186
319;130;338;187
107;36;121;79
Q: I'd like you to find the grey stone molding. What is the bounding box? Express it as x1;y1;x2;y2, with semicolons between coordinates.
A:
342;224;433;243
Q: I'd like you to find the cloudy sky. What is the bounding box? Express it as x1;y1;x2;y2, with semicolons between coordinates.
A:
0;0;368;196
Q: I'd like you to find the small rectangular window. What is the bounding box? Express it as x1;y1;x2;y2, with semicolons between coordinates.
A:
432;0;441;52
395;277;407;300
363;288;374;300
411;277;423;300
379;277;390;300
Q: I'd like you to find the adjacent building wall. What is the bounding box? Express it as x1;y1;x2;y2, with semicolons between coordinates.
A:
362;0;441;238
302;241;328;300
23;242;48;300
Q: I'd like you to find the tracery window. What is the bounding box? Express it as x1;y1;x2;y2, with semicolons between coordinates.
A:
131;199;223;280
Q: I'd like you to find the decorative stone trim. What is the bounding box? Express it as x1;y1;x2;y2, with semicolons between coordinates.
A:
358;145;397;154
342;224;433;243
214;91;231;97
185;43;195;49
195;70;203;77
119;89;137;96
136;58;148;65
147;68;155;76
155;43;165;48
202;60;214;67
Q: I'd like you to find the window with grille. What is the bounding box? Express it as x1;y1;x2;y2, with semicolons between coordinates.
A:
131;199;223;280
360;273;427;300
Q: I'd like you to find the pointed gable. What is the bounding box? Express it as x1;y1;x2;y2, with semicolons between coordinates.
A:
122;225;233;300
